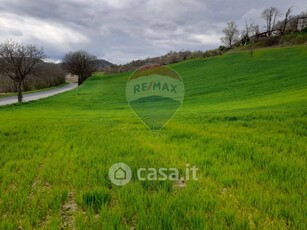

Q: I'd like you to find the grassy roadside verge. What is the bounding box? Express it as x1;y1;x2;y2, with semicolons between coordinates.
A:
0;83;69;99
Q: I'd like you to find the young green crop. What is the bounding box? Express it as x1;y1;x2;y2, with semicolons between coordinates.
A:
0;46;306;229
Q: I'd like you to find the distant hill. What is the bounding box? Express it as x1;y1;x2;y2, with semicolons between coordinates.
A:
55;59;114;70
92;59;114;70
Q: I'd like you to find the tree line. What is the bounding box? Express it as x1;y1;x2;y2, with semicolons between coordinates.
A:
220;6;307;52
104;49;224;74
0;41;98;102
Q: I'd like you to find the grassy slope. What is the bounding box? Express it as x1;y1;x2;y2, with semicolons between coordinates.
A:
0;46;306;229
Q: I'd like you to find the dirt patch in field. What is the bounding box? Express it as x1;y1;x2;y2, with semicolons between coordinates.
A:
60;191;78;229
27;160;54;228
172;179;186;194
28;162;48;199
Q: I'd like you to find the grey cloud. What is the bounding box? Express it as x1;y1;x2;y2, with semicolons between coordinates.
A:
0;0;306;64
8;29;23;36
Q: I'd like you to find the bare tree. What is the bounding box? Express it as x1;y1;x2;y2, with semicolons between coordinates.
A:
241;19;255;45
0;40;45;102
262;7;281;36
241;19;259;56
280;7;293;35
63;51;97;86
250;24;259;57
221;21;240;48
297;10;307;31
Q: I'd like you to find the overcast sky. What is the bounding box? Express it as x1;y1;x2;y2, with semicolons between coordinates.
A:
0;0;305;64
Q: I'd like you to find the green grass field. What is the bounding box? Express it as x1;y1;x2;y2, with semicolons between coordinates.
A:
0;46;306;229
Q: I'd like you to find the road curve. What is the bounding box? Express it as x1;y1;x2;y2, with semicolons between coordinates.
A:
0;83;78;106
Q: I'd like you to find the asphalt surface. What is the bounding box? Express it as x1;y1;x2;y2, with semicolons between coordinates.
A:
0;83;78;106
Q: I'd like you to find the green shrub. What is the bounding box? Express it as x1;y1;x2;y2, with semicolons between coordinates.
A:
82;188;111;212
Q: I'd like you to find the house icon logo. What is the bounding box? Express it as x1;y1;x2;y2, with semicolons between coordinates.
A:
115;167;126;179
109;163;132;186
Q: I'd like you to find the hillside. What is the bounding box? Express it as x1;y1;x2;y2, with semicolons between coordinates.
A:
233;31;307;52
0;46;306;229
92;59;114;69
56;59;114;71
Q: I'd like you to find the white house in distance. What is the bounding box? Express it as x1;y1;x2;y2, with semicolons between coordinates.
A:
297;16;307;31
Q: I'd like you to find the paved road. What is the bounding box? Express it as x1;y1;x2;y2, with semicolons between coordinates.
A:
0;83;78;106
